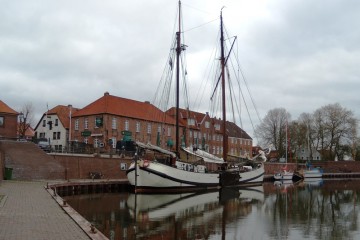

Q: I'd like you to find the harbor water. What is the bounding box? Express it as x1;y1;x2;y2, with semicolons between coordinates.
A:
63;179;360;240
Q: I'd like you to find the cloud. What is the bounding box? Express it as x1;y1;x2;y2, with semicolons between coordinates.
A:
1;0;360;140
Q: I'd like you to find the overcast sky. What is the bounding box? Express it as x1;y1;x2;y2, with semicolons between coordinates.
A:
1;0;359;140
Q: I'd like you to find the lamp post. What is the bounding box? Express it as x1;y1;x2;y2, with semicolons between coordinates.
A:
68;104;72;153
19;112;23;139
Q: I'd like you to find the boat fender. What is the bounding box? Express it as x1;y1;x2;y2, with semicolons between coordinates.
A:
143;160;150;168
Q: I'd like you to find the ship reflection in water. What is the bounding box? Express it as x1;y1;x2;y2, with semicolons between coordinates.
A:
64;180;360;240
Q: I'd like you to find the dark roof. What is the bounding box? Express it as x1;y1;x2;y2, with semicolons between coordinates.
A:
226;121;252;140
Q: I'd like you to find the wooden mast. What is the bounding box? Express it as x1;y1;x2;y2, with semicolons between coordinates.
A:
175;0;181;157
220;10;228;162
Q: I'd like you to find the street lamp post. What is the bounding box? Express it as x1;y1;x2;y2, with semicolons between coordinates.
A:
68;104;72;153
18;112;26;139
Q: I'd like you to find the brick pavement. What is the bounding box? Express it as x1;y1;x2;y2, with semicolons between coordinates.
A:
0;181;102;240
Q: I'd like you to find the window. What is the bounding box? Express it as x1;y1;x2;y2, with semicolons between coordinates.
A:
157;126;161;133
136;122;140;133
125;120;129;131
84;137;88;144
167;127;171;137
147;123;151;134
55;119;58;126
0;116;4;127
214;124;220;131
75;119;79;130
205;121;210;128
53;132;61;140
94;138;99;148
112;137;116;148
188;118;195;126
42;120;46;127
84;118;88;129
95;117;103;128
40;132;45;138
112;118;117;129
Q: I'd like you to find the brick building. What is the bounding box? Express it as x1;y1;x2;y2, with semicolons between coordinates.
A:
166;107;253;158
68;92;253;158
71;92;178;151
0;100;19;139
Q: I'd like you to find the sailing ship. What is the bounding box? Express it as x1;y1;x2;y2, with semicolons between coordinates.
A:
126;1;266;192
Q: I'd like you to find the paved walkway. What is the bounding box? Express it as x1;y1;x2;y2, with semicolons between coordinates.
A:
0;180;101;240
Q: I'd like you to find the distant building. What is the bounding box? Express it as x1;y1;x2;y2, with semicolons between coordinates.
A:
0;100;19;139
34;105;78;152
296;147;322;161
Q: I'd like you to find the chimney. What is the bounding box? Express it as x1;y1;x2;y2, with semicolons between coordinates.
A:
104;92;109;96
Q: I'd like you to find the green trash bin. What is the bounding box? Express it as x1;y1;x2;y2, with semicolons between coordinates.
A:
4;167;13;180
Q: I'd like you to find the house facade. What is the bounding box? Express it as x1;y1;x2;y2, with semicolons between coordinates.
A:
166;108;253;158
296;147;322;161
0;100;19;139
34;105;77;152
71;92;178;151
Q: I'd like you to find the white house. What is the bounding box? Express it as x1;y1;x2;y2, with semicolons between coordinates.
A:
34;105;77;152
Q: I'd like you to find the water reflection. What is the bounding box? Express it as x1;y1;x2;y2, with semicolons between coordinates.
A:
64;180;360;240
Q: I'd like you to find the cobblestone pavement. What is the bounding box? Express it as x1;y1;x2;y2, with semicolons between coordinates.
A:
0;181;91;240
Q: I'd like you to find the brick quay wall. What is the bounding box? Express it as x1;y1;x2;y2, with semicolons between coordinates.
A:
50;154;133;180
264;161;360;175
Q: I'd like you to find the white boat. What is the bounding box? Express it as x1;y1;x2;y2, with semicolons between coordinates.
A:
274;168;294;181
126;1;265;192
303;168;323;178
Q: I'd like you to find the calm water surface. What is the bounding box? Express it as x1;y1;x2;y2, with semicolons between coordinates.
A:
64;180;360;240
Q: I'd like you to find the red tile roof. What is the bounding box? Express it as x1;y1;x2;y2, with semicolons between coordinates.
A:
0;100;18;115
72;93;176;125
47;105;79;129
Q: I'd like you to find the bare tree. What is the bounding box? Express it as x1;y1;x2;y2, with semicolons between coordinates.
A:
18;102;34;139
255;108;291;159
312;103;357;160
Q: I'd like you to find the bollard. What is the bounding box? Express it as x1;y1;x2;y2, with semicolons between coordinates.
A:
90;224;97;233
63;200;67;207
